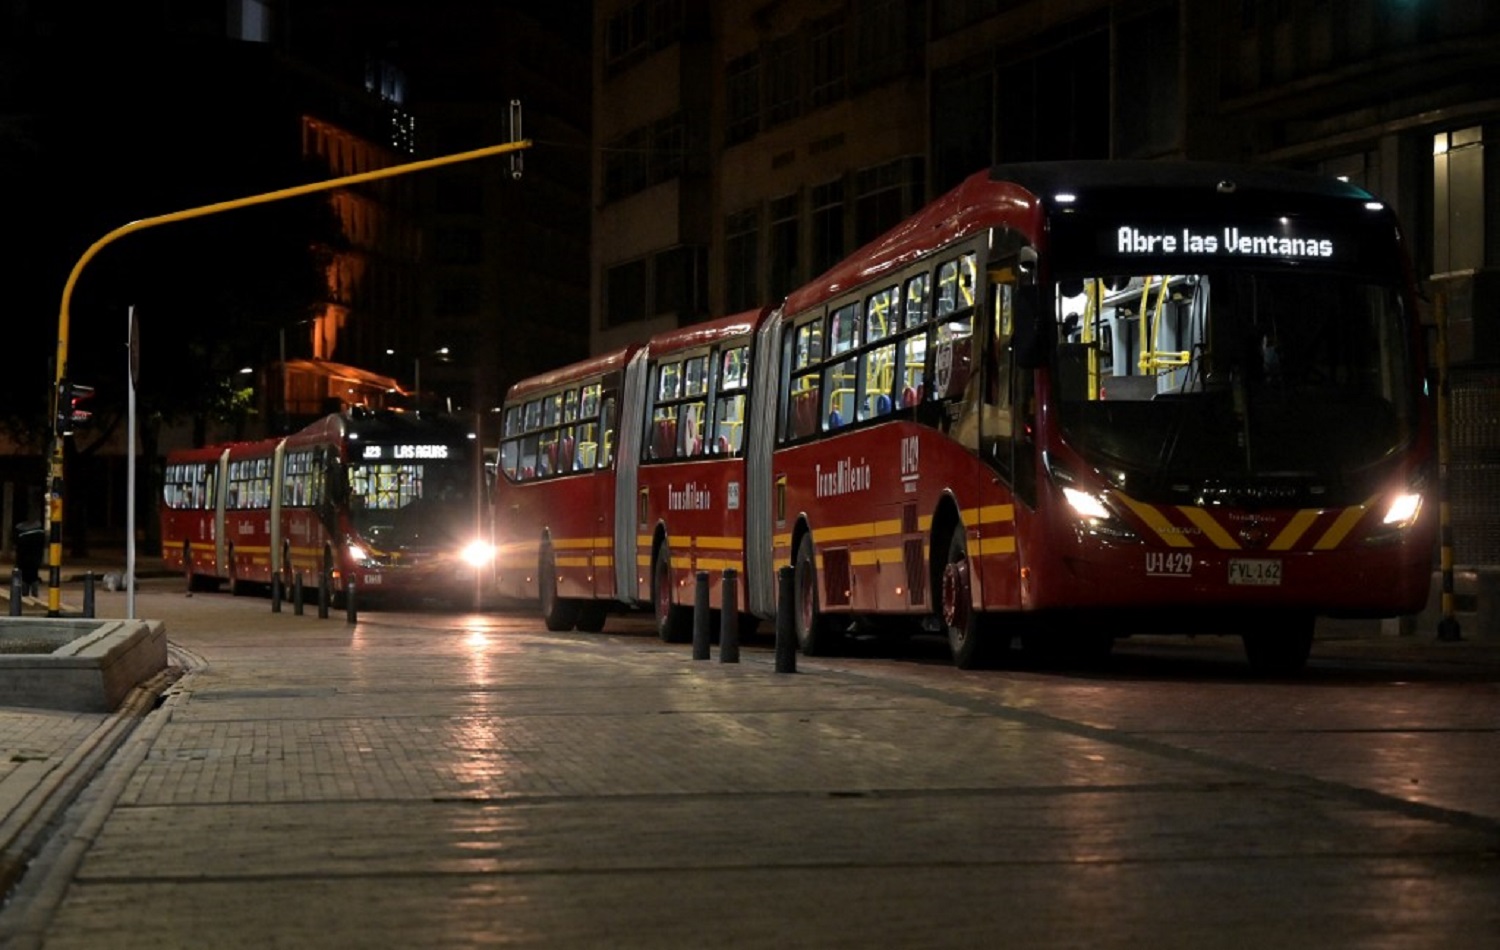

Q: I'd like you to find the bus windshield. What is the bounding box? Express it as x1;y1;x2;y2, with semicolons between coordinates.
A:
346;458;475;550
1050;270;1414;486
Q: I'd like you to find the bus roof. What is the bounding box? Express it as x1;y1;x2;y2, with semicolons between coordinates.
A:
504;344;642;403
784;169;1041;316
784;160;1381;317
987;160;1377;205
645;308;770;359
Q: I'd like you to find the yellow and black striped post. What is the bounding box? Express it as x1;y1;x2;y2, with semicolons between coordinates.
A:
1434;289;1461;641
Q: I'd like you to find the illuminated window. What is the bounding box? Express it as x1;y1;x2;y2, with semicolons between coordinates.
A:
1433;127;1484;274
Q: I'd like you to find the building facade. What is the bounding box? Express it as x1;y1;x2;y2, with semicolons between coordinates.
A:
593;0;1500;562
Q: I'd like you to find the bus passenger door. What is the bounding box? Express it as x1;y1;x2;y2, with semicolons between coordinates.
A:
973;256;1034;610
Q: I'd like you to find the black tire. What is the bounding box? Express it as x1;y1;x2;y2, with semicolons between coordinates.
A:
539;544;579;631
941;529;988;669
654;542;691;642
793;533;838;655
1242;614;1314;675
576;602;608;633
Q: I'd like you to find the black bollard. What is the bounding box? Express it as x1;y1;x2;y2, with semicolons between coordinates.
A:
318;572;329;619
692;570;711;660
271;574;282;613
293;572;305;615
345;579;358;624
775;565;797;674
9;568;21;616
719;568;740;663
82;572;96;619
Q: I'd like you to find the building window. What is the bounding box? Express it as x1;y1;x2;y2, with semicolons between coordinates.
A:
725;208;760;313
811;179;846;279
809;13;847;108
765;35;803;127
853;0;916;89
607;0;686;70
654;245;707;318
854;157;924;247
769;194;801;301
726;53;761;145
1434;127;1485;275
602;113;688;204
605;258;648;328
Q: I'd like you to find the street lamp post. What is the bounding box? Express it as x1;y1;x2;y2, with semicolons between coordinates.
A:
43;135;531;615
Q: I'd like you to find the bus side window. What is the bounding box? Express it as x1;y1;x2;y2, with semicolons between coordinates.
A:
600;396;617;468
824;357;856;430
934;254;977;399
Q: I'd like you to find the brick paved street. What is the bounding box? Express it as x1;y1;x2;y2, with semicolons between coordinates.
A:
2;577;1499;948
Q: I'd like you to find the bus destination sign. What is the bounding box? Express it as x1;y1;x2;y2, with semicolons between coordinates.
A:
1114;225;1335;260
361;443;452;461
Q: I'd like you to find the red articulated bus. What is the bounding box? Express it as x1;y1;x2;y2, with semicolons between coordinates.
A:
758;161;1434;672
496;162;1436;673
490;346;642;631
161;408;491;606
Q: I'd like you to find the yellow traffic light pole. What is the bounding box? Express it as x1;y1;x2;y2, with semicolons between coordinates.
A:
45;136;532;616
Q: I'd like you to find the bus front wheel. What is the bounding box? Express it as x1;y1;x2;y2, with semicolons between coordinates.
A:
941;529;988;669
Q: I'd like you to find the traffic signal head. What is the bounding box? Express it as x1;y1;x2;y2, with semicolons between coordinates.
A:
56;380;95;436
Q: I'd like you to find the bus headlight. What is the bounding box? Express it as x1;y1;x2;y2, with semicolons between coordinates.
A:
1062;486;1111;520
347;543;378;567
460;539;496;568
1381;491;1422;528
1049;461;1138;541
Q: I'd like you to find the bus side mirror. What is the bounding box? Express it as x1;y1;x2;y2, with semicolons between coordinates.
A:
1013;285;1048;369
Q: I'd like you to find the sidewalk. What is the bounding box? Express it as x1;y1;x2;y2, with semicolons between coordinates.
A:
3;574;1499;948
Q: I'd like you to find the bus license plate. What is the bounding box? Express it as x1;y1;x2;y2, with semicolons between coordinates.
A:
1228;559;1281;586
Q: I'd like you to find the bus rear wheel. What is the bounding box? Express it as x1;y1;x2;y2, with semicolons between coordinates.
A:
539;545;579;631
654;543;690;642
794;533;838;656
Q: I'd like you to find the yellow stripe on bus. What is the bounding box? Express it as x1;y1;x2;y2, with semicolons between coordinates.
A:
1315;503;1369;550
976;536;1017;556
694;536;744;551
1114;494;1194;548
1179;507;1239;549
1269;509;1321;551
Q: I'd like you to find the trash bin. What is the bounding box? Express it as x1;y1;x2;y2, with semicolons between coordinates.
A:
13;520;43;597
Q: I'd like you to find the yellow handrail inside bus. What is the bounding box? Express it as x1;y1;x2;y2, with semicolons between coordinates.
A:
1137;275;1191;376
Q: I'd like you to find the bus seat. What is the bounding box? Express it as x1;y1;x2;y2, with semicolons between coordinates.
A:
875;393;892;415
560;436;575;471
901;386;917;407
827;408;844;429
717;435;730;454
